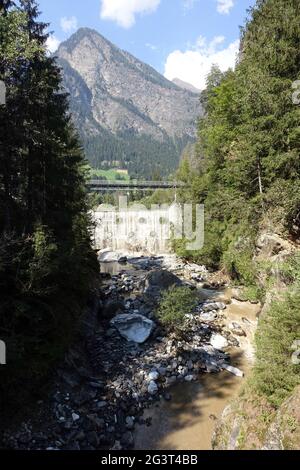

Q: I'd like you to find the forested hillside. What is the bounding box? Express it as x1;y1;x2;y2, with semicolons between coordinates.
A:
0;0;97;406
176;0;300;430
177;0;300;272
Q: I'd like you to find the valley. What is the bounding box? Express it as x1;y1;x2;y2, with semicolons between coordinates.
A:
0;0;299;456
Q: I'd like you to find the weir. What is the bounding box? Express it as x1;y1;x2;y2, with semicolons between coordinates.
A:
92;203;182;254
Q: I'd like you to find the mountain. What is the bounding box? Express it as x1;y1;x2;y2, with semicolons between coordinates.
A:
55;28;201;178
172;78;200;94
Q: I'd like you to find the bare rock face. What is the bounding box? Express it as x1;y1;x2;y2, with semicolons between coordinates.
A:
172;78;200;94
55;28;201;178
212;386;300;450
262;386;300;450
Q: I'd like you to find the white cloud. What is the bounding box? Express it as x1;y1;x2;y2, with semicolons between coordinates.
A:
164;36;239;91
100;0;160;28
60;16;78;33
216;0;234;15
46;35;61;53
146;42;158;51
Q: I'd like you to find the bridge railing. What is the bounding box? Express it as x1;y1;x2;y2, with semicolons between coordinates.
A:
87;180;186;189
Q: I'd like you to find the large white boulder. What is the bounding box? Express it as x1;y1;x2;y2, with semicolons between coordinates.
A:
99;250;127;263
210;333;229;351
110;314;155;344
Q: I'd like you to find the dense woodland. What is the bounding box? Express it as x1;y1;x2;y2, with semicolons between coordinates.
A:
177;0;300;273
0;0;98;406
82;128;189;180
176;0;300;405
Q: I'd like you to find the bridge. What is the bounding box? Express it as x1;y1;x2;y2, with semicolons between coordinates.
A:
87;179;186;192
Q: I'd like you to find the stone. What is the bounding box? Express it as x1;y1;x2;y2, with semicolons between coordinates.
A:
96;401;107;409
148;381;158;395
165;376;177;386
89;381;104;389
228;322;246;337
147;371;159;382
111;440;122;450
72;413;80;422
202;302;226;313
158;366;167;376
110;314;155;344
178;366;188;376
145;270;182;292
99;251;128;263
121;431;134;448
210;333;229;351
221;364;244;377
87;414;105;429
185;375;194;382
125;417;135;430
199;311;218;322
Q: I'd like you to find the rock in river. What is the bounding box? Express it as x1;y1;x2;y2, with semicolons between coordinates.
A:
147;381;158;395
99;251;127;263
210;333;229;351
145;269;182;292
110;313;155;344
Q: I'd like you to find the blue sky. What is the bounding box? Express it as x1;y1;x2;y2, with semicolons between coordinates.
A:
40;0;256;90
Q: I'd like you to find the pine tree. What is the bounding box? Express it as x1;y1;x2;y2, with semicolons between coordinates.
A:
176;0;300;269
0;1;97;405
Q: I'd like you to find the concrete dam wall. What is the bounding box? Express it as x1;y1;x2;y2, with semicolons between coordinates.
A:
92;203;182;255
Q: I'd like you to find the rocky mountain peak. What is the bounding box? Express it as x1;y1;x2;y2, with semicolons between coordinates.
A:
56;28;202;177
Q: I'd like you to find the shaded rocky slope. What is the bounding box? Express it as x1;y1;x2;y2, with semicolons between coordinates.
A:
55;28;201;178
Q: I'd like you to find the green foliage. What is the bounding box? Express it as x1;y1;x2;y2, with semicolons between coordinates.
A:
0;1;98;408
156;286;198;330
139;189;176;209
222;235;257;286
253;284;300;407
175;0;300;274
89;168;130;181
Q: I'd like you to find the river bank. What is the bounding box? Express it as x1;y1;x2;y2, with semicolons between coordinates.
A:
1;254;261;450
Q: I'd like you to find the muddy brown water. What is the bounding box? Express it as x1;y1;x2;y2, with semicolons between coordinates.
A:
134;298;260;451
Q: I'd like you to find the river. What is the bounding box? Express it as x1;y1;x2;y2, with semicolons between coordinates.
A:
134;299;260;450
100;259;260;450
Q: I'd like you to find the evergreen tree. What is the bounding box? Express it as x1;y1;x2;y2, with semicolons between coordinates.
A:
0;0;97;406
176;0;300;271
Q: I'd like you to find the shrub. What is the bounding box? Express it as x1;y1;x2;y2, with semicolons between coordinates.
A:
222;227;258;287
252;283;300;407
156;285;198;330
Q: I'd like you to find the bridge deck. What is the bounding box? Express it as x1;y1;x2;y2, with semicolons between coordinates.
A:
87;180;185;191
